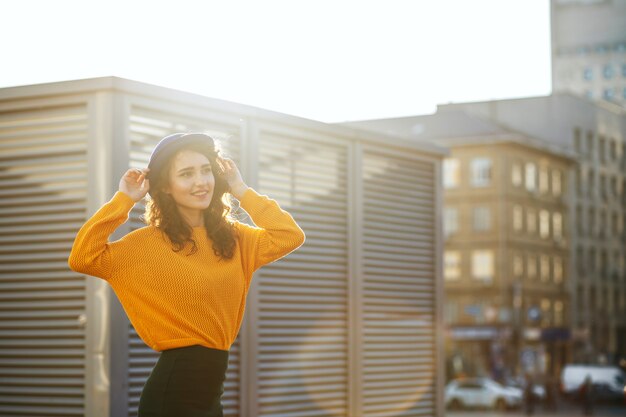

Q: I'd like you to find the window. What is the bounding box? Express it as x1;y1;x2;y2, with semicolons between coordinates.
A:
527;254;537;279
458;381;483;390
586;131;594;157
603;64;614;79
599;210;606;238
603;88;615;101
577;247;585;275
554;257;563;284
552;169;562;196
513;254;524;277
600;174;608;200
471;158;492;187
527;210;537;234
443;158;460;188
525;162;537;192
553;212;563;240
574;128;582;154
473;206;491;231
512;162;523;186
444;251;461;281
576;205;584;236
540;210;550;238
540;255;550;281
444;207;459;237
539;167;549;194
513;205;524;232
589;248;596;272
622;63;626;77
583;67;593;80
472;250;494;283
588;207;595;235
577;168;585;194
599;136;606;162
610;139;617;161
588;169;595;197
554;301;564;326
541;299;551;326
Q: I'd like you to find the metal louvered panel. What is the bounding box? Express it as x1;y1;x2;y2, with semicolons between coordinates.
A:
0;104;88;416
125;104;243;417
360;151;437;417
257;132;349;417
0;79;445;417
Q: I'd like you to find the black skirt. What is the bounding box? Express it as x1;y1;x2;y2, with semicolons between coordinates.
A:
138;345;229;417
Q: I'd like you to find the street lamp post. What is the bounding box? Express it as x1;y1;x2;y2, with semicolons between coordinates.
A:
512;281;523;376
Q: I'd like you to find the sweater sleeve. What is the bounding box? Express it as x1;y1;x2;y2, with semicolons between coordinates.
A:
236;188;305;273
68;191;136;280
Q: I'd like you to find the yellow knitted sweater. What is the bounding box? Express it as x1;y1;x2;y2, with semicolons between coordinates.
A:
68;188;305;352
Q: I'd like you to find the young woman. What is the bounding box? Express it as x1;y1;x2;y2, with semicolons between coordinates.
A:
68;132;305;416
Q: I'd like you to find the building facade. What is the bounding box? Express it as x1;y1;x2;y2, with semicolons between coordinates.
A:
571;125;626;363
551;0;626;105
441;140;573;381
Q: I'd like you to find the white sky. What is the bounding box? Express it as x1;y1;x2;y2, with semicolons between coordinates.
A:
0;0;551;123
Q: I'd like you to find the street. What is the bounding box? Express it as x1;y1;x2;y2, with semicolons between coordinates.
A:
446;400;626;417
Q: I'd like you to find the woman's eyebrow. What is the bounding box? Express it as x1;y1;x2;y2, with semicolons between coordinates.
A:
177;164;211;174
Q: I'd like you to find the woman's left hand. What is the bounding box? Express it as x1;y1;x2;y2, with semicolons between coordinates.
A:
216;156;248;199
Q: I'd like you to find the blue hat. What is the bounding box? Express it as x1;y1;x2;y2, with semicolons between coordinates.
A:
146;133;215;181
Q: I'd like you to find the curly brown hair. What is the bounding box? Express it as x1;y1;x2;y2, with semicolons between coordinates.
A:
143;139;237;259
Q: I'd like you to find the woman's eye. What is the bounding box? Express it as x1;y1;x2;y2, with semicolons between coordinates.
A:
202;168;212;174
181;172;192;177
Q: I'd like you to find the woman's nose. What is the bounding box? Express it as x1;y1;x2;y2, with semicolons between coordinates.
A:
195;173;212;186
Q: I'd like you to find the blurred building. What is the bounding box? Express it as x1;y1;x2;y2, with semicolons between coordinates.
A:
551;0;626;105
0;77;446;417
439;94;626;368
342;92;626;379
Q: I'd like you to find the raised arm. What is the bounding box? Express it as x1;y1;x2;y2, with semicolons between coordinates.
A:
68;168;149;279
217;157;305;272
236;188;305;272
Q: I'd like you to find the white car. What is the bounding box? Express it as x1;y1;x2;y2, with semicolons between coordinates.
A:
445;378;523;410
560;364;626;401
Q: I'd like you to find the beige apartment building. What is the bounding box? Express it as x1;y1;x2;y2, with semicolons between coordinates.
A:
440;139;573;380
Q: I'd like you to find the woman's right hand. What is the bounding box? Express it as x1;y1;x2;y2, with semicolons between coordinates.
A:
119;168;150;202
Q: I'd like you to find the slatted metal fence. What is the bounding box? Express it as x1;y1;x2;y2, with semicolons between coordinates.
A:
0;77;445;417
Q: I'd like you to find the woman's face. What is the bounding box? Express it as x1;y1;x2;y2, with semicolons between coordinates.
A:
164;149;215;217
